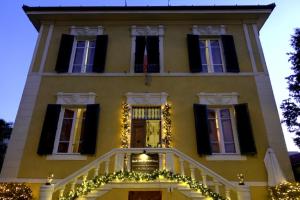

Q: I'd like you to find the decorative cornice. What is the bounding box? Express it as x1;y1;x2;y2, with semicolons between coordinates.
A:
56;92;96;105
197;92;239;105
192;25;226;35
70;26;104;36
126;92;168;105
131;25;164;36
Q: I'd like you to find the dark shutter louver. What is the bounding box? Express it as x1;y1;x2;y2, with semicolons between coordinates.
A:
187;34;202;73
221;35;240;73
146;36;160;73
134;36;146;73
93;35;108;73
193;104;212;155
80;104;100;155
37;104;61;155
234;104;257;155
55;34;74;73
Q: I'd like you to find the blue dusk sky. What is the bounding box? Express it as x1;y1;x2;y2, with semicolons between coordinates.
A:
0;0;299;151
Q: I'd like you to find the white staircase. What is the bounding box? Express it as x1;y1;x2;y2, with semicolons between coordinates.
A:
39;148;251;200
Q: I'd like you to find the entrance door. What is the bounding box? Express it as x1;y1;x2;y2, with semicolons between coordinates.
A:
131;120;146;148
128;191;162;200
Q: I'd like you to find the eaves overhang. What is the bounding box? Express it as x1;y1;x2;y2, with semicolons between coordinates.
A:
23;4;275;31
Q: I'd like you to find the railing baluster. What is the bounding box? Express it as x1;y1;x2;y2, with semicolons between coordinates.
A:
114;153;125;172
213;180;220;194
105;159;110;174
159;153;164;170
179;158;185;175
94;165;99;177
202;172;207;187
126;153;131;171
189;165;195;180
59;188;65;198
70;178;77;192
225;187;231;199
165;152;174;172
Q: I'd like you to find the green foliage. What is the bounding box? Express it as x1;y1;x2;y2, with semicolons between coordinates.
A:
0;183;32;200
269;182;300;200
281;28;300;147
59;170;225;200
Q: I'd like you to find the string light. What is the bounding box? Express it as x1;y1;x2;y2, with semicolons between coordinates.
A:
269;181;300;200
162;103;172;147
59;170;225;200
0;183;32;200
121;102;130;148
120;102;172;148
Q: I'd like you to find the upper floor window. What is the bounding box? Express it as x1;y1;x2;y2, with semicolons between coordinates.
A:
71;39;96;73
55;26;108;74
187;25;240;73
131;26;164;73
200;39;225;73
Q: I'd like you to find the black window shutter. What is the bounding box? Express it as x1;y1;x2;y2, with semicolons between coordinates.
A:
187;34;202;73
37;104;61;155
80;104;100;155
55;34;74;73
146;36;160;73
193;104;212;155
93;35;108;73
234;104;257;155
134;36;146;73
221;35;240;73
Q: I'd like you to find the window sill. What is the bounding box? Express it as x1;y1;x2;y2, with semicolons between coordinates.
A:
46;154;87;160
206;154;247;161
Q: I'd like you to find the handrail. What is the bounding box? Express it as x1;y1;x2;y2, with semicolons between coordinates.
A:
172;148;236;189
53;148;236;192
54;149;115;191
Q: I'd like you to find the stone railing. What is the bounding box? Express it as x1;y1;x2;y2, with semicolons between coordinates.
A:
39;148;251;200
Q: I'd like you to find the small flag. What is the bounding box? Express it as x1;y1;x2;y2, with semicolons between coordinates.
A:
143;46;148;73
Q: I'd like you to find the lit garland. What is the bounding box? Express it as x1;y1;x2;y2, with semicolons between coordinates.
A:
59;170;225;200
269;181;300;200
162;103;172;147
0;183;32;200
121;102;130;148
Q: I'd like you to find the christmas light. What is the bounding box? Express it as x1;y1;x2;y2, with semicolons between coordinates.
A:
162;103;172;147
59;170;225;200
0;183;32;200
269;181;300;200
121;102;131;148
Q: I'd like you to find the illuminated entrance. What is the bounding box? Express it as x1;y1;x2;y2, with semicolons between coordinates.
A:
131;107;161;148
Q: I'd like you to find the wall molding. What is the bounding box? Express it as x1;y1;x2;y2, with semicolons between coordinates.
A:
192;25;226;35
197;92;239;105
126;92;168;105
56;92;96;105
131;25;164;36
70;26;104;36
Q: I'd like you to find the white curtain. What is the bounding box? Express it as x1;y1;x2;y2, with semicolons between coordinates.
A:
264;148;286;186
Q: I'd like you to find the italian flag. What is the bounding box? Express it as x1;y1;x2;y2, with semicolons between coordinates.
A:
143;46;148;73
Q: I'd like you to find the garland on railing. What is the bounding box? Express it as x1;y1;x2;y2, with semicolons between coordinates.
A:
121;102;130;148
162;103;172;147
269;181;300;200
58;170;225;200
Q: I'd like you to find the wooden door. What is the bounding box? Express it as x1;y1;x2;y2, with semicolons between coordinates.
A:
131;120;146;148
128;191;162;200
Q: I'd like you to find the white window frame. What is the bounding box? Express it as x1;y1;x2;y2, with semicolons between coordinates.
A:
208;107;240;155
68;26;104;73
199;38;226;73
68;38;96;73
52;107;86;154
46;92;95;160
197;92;246;160
130;25;164;73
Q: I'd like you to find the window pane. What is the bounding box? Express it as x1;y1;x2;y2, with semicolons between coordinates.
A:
213;65;223;72
72;108;86;153
73;47;84;65
57;142;69;153
224;143;236;153
85;42;95;73
199;40;208;72
58;109;74;153
208;110;220;153
220;109;230;118
77;41;85;48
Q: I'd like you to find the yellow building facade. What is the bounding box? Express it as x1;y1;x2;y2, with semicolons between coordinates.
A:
0;4;294;200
